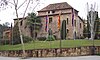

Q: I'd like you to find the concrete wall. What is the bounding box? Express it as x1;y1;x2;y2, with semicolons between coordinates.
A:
0;46;100;57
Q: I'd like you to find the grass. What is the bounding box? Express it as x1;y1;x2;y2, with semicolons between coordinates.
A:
0;40;100;50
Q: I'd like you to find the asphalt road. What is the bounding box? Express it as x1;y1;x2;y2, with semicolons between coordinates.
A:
0;56;100;60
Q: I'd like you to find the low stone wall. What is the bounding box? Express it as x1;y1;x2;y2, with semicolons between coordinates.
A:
0;46;100;57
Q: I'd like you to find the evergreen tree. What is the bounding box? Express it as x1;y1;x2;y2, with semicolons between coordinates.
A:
60;20;66;40
27;12;41;39
12;23;21;44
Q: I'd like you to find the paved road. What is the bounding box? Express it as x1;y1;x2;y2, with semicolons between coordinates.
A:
0;56;100;60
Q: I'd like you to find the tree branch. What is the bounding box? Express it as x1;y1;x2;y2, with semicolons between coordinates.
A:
22;0;31;18
16;0;18;5
32;1;40;12
13;0;16;5
3;0;15;5
17;0;27;10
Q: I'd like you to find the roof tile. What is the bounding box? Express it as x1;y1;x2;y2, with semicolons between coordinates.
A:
39;2;73;11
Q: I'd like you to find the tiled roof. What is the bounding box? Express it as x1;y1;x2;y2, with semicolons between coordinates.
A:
38;2;73;11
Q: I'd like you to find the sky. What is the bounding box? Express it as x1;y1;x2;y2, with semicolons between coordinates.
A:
0;0;100;25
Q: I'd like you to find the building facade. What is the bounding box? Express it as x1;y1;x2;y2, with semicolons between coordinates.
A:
37;2;84;39
3;28;11;40
13;2;84;39
13;18;32;38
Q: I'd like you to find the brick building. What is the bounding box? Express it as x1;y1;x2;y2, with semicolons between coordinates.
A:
37;2;84;39
13;2;84;39
3;28;12;40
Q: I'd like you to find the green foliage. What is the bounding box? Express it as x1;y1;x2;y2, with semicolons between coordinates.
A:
60;20;66;40
0;24;9;39
37;37;46;41
0;40;10;45
12;23;21;44
0;40;100;50
26;12;41;38
46;35;55;41
13;22;33;44
23;36;33;43
83;26;88;38
96;53;100;56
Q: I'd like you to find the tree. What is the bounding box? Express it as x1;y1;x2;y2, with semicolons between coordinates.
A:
60;20;66;40
87;3;98;40
12;22;21;44
27;12;41;39
0;0;41;58
0;23;9;39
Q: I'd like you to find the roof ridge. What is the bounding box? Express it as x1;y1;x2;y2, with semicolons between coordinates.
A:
38;2;73;12
49;2;67;5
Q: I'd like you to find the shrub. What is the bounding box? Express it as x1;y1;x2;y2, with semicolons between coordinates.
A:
0;40;10;45
46;35;55;41
53;35;57;40
12;23;21;44
80;36;84;39
23;36;33;43
37;37;46;41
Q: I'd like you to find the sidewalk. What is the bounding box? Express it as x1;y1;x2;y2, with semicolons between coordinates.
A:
0;56;100;60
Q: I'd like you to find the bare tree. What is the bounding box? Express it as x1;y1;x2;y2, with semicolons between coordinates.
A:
87;3;97;40
0;0;40;58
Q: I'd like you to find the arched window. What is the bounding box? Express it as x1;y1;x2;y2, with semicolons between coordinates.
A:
67;18;69;25
67;29;69;33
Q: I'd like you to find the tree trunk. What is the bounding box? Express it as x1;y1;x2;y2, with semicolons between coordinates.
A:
14;4;26;58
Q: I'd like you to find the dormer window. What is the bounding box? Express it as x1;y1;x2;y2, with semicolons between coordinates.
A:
48;11;50;14
48;11;55;14
52;10;55;13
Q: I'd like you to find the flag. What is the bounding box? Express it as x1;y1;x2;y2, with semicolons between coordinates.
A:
72;9;75;40
10;23;12;40
72;9;74;26
11;23;12;29
45;15;48;32
57;14;61;29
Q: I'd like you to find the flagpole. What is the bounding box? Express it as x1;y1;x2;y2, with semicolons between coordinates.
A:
11;23;13;45
58;11;61;56
72;8;75;40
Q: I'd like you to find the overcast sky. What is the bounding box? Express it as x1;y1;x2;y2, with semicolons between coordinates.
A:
0;0;100;25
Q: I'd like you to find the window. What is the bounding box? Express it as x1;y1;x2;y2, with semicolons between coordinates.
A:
80;34;81;37
52;10;55;13
67;18;69;25
49;17;52;23
48;11;50;14
20;20;23;26
74;20;76;27
67;29;69;33
80;23;81;28
24;25;27;29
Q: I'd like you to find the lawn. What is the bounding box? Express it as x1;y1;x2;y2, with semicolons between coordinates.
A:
0;40;100;50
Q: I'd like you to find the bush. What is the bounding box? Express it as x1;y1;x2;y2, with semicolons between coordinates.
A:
80;36;84;39
23;36;33;43
12;39;21;45
46;35;55;41
12;23;21;44
53;35;57;40
37;37;46;41
12;36;33;45
0;40;10;45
